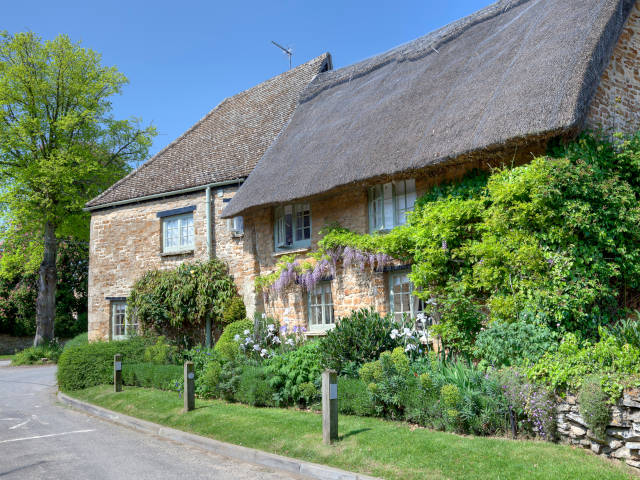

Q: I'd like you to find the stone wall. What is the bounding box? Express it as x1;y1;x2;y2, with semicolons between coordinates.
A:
586;2;640;134
0;335;33;355
557;389;640;470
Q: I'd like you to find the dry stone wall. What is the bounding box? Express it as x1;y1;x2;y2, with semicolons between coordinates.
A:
557;389;640;470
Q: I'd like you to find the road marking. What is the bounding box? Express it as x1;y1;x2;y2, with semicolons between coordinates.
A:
9;418;31;430
0;429;96;444
0;418;19;421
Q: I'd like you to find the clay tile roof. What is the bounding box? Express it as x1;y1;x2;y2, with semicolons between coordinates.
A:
86;53;332;209
222;0;634;218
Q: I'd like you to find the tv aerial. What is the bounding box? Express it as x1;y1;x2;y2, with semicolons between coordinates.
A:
271;40;293;69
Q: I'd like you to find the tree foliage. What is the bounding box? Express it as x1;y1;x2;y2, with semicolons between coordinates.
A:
0;31;155;342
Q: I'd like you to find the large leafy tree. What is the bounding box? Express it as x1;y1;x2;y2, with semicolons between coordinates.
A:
0;32;155;345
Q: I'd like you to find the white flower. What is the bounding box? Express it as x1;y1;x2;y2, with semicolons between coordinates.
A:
243;329;250;335
286;338;295;346
244;337;253;345
390;328;399;339
416;312;427;323
419;335;428;344
234;334;241;342
405;344;417;352
261;313;266;319
253;344;261;351
260;349;269;357
267;324;275;332
272;336;281;344
403;327;411;336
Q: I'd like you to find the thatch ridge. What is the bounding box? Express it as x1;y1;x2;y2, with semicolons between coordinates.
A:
223;0;634;218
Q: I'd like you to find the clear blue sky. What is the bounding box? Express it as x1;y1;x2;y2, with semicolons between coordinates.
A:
5;0;491;158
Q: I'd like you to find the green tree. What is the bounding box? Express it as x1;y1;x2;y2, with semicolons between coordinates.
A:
0;31;155;345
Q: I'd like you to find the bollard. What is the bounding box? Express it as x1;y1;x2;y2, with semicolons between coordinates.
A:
183;361;195;412
114;354;122;392
322;369;338;444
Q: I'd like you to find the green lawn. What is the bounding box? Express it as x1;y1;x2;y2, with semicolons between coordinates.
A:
69;385;634;480
0;354;14;361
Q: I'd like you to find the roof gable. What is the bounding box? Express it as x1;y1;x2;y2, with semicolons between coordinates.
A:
86;53;331;209
223;0;634;218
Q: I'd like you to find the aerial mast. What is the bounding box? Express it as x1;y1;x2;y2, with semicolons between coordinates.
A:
271;40;293;69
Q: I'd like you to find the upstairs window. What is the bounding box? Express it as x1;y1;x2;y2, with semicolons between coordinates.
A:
368;179;416;232
389;271;424;323
163;213;194;253
308;281;335;332
274;203;311;251
111;300;138;340
229;216;244;237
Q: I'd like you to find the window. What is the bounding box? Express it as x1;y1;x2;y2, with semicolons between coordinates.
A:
229;216;244;236
111;301;137;340
308;282;335;332
389;271;424;323
162;213;194;253
368;179;416;232
274;203;311;251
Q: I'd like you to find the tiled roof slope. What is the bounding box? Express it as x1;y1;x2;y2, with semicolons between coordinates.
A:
86;53;331;209
223;0;634;217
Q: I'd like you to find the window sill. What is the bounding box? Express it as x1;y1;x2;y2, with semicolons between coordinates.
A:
272;247;310;258
305;326;335;337
160;249;194;257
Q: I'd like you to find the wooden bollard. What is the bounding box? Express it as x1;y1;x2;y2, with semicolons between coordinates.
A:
322;369;338;444
114;354;122;392
184;361;195;412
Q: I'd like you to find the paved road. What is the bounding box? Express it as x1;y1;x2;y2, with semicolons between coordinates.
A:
0;365;297;479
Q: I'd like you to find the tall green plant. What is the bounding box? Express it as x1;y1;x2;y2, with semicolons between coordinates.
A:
127;260;239;345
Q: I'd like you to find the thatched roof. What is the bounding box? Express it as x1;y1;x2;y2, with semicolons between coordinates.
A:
223;0;634;218
86;53;332;209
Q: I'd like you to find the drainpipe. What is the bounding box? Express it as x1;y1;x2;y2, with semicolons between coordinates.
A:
205;186;212;348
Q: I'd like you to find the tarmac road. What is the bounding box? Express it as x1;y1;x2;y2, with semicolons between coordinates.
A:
0;364;297;479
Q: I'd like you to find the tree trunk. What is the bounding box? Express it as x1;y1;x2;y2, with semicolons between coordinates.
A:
34;221;57;346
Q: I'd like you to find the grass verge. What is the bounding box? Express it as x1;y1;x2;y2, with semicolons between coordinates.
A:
0;354;14;361
69;385;634;480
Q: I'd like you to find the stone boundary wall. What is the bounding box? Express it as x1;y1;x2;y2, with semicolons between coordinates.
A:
557;389;640;470
0;335;32;354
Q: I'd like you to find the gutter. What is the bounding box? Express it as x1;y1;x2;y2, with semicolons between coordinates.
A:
84;178;245;212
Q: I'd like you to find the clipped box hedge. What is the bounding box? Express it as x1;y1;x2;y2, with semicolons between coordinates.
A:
122;363;182;391
57;337;151;391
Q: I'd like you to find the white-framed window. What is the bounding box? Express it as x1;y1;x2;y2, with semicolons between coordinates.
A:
308;281;335;332
111;301;137;340
274;203;311;251
368;179;416;232
229;216;244;236
389;270;424;323
162;213;194;253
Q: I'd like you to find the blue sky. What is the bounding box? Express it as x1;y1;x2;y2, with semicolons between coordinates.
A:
5;0;491;158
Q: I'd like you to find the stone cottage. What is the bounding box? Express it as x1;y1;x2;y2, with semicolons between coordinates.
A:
221;0;640;334
85;54;332;341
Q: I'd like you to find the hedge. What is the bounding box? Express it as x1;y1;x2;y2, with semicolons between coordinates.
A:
122;363;183;390
57;337;151;391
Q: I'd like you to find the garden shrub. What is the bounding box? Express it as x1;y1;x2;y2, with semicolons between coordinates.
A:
474;318;559;367
265;341;323;406
63;332;88;350
57;337;151;390
319;308;401;374
127;259;240;345
605;313;640;349
12;340;63;365
199;360;223;398
359;347;417;419
218;358;249;401
222;296;246;324
235;364;274;407
143;336;178;364
338;377;375;416
214;319;252;361
528;330;640;400
121;363;182;390
578;376;611;440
